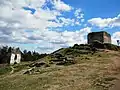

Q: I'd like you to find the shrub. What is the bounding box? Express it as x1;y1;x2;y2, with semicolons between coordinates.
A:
104;43;120;51
73;44;79;49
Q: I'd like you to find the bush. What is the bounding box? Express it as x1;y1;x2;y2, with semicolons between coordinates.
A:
104;43;120;51
72;44;91;50
62;48;73;55
73;44;79;49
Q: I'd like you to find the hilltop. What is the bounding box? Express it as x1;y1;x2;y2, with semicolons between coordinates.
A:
0;42;120;90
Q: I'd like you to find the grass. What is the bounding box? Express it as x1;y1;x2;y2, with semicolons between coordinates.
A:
0;66;12;75
0;51;120;90
13;63;29;73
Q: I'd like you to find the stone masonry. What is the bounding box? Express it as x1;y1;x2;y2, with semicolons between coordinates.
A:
10;48;21;65
88;31;111;44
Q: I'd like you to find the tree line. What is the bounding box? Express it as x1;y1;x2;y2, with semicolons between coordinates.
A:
0;46;48;64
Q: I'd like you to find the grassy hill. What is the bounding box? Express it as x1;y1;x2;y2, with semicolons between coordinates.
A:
0;43;120;90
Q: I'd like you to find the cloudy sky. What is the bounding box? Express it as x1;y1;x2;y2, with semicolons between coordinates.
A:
0;0;120;53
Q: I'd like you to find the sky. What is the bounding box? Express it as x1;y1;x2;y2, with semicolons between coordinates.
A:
0;0;120;53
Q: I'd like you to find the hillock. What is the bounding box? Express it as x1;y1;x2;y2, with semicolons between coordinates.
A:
0;43;120;90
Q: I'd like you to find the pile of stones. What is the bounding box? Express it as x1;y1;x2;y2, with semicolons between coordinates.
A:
50;53;76;65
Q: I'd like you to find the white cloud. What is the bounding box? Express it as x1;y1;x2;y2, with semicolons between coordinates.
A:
11;0;46;9
58;17;75;26
75;21;80;25
88;14;120;28
34;27;91;53
0;21;8;27
52;0;72;11
61;27;91;46
74;8;85;25
74;8;84;19
0;0;90;53
81;19;85;22
112;31;120;45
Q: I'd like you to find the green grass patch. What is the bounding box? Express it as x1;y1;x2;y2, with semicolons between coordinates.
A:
0;66;12;75
13;64;28;73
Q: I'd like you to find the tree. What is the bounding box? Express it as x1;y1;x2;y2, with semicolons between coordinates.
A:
23;50;27;54
8;47;12;53
0;46;9;63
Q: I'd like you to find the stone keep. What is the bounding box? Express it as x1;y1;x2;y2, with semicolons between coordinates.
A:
10;48;21;65
88;31;111;44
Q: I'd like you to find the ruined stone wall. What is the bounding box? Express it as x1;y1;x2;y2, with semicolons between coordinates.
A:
10;48;21;65
88;32;104;44
88;31;111;44
103;32;111;43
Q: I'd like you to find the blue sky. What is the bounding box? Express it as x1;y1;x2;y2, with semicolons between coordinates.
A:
0;0;120;53
69;0;120;17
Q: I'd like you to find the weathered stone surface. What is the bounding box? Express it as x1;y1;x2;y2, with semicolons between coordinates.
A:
88;31;111;44
10;48;21;65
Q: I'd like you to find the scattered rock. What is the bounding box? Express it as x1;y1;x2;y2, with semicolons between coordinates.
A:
23;68;35;74
50;56;76;66
29;61;49;67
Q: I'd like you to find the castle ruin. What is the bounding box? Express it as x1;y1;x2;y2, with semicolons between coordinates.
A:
88;31;111;44
10;48;21;65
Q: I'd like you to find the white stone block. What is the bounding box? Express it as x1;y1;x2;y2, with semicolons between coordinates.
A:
10;53;15;64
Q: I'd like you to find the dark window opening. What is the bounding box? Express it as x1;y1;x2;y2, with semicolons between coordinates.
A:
14;54;17;60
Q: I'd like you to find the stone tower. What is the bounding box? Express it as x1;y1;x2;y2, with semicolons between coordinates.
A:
88;31;111;44
10;48;21;65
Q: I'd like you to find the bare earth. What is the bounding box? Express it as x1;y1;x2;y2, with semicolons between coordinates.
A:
110;80;120;90
109;58;120;90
